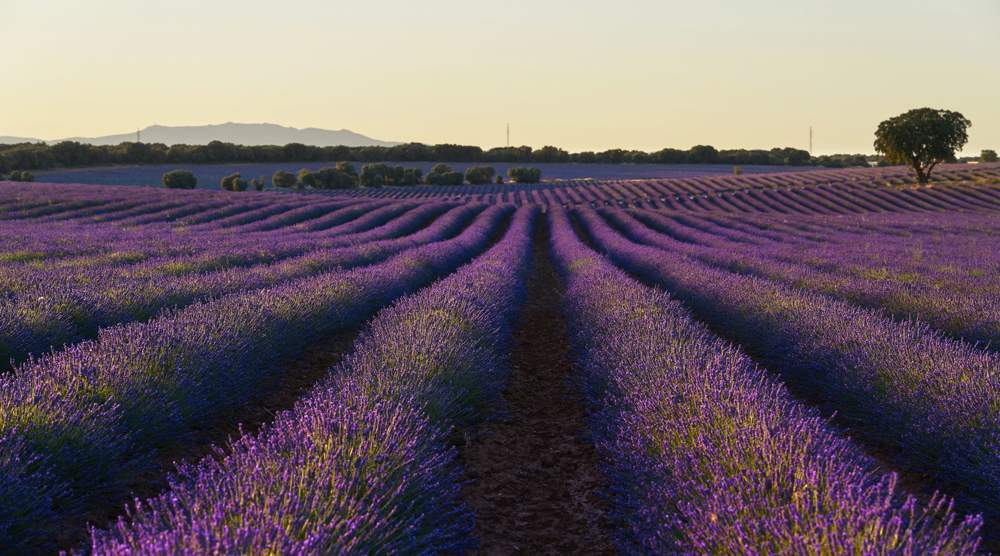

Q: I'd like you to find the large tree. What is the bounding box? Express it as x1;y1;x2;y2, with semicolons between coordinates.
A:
874;108;970;184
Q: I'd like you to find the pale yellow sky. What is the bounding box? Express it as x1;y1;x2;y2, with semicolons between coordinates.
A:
1;0;997;154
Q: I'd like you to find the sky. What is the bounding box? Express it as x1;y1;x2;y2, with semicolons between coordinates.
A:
1;0;997;155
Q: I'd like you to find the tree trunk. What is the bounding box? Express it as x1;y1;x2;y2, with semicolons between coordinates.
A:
913;162;928;184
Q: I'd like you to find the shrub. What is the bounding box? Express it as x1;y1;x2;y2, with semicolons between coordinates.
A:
506;167;542;183
426;164;464;186
464;166;495;185
5;170;35;182
272;170;297;189
429;163;453;175
296;169;315;188
733;166;744;176
220;172;248;191
335;161;358;180
311;167;357;189
162;170;198;189
359;163;391;188
399;168;423;186
251;176;266;191
426;171;464;186
495;175;504;184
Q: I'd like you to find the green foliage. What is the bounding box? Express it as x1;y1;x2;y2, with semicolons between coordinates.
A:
220;172;248;191
687;145;720;164
161;170;197;189
982;149;998;163
335;161;358;179
271;170;297;188
426;164;463;186
531;146;570;163
874;108;971;183
398;167;423;186
495;175;504;184
5;170;35;182
315;167;357;189
297;164;359;189
296;168;315;188
251;176;266;191
359;163;391;188
506;167;542;183
463;166;495;185
429;164;453;176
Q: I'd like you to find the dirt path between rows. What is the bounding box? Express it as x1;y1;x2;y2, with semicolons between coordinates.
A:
459;219;615;555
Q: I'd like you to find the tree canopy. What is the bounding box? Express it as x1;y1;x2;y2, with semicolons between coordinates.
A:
874;108;970;183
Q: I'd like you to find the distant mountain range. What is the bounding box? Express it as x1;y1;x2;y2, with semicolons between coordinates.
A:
0;123;399;147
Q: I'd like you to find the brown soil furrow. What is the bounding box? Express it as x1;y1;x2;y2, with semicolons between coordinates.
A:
460;220;614;554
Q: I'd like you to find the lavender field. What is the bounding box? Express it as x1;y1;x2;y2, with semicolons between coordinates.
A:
1;163;1000;554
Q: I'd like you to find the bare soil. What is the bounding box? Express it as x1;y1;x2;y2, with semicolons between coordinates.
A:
459;219;615;555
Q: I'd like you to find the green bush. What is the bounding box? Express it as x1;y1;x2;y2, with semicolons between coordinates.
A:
251;176;266;191
495;175;504;184
982;149;999;163
5;170;35;182
426;164;464;185
399;168;423;186
162;170;198;189
464;166;495;185
220;172;248;191
359;163;391;188
506;167;542;183
315;167;357;189
272;170;296;188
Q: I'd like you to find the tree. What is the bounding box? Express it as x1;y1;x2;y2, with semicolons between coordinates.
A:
311;167;356;189
220;172;248;191
874;108;971;184
251;176;266;191
464;166;495;185
982;149;999;163
297;168;316;188
507;167;542;183
272;170;297;188
359;163;390;187
162;170;197;189
687;145;719;164
5;170;34;182
426;164;463;185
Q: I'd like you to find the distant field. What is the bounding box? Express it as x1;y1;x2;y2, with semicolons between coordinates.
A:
34;161;818;188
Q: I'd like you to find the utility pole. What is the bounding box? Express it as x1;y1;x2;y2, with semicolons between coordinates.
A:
506;123;510;147
808;126;813;154
136;128;141;143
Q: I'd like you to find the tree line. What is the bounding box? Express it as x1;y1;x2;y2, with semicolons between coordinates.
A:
163;164;544;190
0;139;872;175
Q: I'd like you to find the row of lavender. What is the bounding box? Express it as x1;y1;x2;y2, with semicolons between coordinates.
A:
14;199;986;553
80;207;537;554
0;202;484;368
551;208;981;553
575;207;1000;535
6;163;1000;215
0;205;509;551
605;208;1000;352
